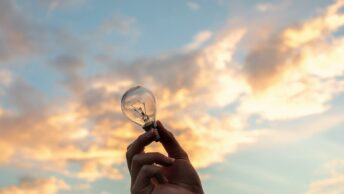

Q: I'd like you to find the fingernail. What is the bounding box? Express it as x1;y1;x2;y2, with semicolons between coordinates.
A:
168;157;175;163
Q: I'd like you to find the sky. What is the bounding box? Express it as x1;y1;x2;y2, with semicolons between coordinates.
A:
0;0;344;194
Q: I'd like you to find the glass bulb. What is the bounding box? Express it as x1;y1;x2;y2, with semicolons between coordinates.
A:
121;86;157;132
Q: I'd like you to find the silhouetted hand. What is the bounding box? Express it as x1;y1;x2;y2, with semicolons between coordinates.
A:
126;121;204;194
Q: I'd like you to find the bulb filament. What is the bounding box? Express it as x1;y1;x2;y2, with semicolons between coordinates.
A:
131;101;149;123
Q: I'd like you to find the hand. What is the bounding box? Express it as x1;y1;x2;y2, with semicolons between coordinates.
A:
126;121;204;194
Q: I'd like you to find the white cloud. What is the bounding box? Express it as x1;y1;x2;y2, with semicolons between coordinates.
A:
184;31;212;51
305;160;344;194
256;3;275;12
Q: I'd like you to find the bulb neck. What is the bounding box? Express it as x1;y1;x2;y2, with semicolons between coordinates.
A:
142;121;155;132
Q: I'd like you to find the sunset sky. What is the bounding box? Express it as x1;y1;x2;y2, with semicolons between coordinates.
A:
0;0;344;194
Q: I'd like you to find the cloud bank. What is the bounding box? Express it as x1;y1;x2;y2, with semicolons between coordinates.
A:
0;0;343;191
305;160;344;194
0;177;70;194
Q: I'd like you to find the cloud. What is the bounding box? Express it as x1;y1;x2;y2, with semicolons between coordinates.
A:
0;69;12;96
239;0;344;120
307;175;344;194
0;69;12;85
245;0;344;91
283;0;344;48
0;0;43;63
256;3;275;12
238;77;344;120
0;71;140;182
187;1;200;11
0;26;253;183
76;159;123;181
48;0;60;13
0;77;128;180
6;80;46;113
164;113;257;168
52;54;86;93
1;0;344;188
78;27;252;168
305;160;344;194
34;0;86;14
0;0;83;65
251;110;344;146
96;14;139;38
0;177;70;194
184;31;212;51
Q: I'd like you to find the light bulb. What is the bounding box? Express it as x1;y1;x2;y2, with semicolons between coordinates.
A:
121;86;160;140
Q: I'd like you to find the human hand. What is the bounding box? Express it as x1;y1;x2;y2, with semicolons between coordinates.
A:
126;121;204;194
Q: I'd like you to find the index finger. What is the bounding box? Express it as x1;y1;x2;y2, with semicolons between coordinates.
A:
156;120;188;160
126;129;157;170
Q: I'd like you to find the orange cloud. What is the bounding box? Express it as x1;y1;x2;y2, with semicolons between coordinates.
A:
0;26;255;182
239;0;344;120
0;177;70;194
283;0;344;48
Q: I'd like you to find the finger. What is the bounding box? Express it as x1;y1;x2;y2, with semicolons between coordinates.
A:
131;165;167;193
130;152;175;183
156;120;188;159
126;142;133;151
126;130;157;170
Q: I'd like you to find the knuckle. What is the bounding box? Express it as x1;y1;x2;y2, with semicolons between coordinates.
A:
126;142;135;160
182;150;188;157
180;150;189;158
141;165;151;173
137;133;146;143
150;152;162;157
131;154;141;164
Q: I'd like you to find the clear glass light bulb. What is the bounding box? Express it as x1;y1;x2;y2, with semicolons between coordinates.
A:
121;86;160;140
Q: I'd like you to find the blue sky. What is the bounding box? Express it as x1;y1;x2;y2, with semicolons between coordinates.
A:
0;0;344;194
